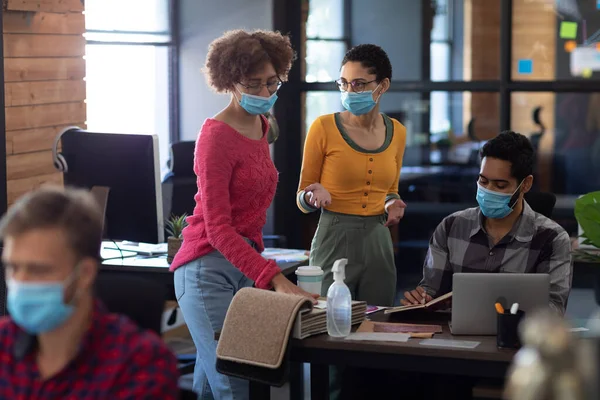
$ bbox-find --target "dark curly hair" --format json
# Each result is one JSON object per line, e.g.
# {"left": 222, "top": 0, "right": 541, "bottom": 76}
{"left": 203, "top": 29, "right": 296, "bottom": 93}
{"left": 341, "top": 44, "right": 392, "bottom": 82}
{"left": 480, "top": 131, "right": 534, "bottom": 182}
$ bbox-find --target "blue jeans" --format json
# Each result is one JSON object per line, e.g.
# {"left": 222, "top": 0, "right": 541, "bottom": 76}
{"left": 174, "top": 250, "right": 254, "bottom": 400}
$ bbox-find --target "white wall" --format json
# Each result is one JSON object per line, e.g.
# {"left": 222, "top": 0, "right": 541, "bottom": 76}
{"left": 179, "top": 0, "right": 273, "bottom": 141}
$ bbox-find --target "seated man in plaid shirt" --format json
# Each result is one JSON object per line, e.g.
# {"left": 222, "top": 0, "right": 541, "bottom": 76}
{"left": 0, "top": 187, "right": 179, "bottom": 399}
{"left": 402, "top": 131, "right": 572, "bottom": 314}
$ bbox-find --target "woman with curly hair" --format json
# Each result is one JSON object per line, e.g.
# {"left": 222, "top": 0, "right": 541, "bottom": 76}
{"left": 170, "top": 29, "right": 317, "bottom": 400}
{"left": 297, "top": 44, "right": 407, "bottom": 307}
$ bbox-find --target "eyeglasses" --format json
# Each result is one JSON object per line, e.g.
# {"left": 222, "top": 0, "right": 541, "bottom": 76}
{"left": 238, "top": 79, "right": 282, "bottom": 95}
{"left": 335, "top": 79, "right": 378, "bottom": 93}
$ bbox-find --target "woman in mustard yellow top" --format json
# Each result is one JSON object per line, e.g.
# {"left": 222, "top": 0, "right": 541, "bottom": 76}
{"left": 297, "top": 44, "right": 406, "bottom": 306}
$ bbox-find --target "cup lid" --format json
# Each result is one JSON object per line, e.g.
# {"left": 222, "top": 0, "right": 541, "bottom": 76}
{"left": 295, "top": 266, "right": 324, "bottom": 276}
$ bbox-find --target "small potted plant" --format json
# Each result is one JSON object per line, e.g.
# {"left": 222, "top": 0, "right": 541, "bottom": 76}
{"left": 166, "top": 213, "right": 188, "bottom": 264}
{"left": 574, "top": 191, "right": 600, "bottom": 262}
{"left": 573, "top": 191, "right": 600, "bottom": 304}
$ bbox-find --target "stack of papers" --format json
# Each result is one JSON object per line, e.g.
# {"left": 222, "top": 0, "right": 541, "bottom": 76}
{"left": 356, "top": 320, "right": 442, "bottom": 339}
{"left": 292, "top": 300, "right": 367, "bottom": 339}
{"left": 344, "top": 332, "right": 410, "bottom": 342}
{"left": 101, "top": 241, "right": 168, "bottom": 257}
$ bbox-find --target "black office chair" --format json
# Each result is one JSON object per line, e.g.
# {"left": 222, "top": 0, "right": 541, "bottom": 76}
{"left": 95, "top": 274, "right": 197, "bottom": 399}
{"left": 529, "top": 106, "right": 545, "bottom": 154}
{"left": 528, "top": 106, "right": 546, "bottom": 192}
{"left": 95, "top": 274, "right": 166, "bottom": 334}
{"left": 467, "top": 118, "right": 483, "bottom": 166}
{"left": 162, "top": 141, "right": 287, "bottom": 248}
{"left": 162, "top": 141, "right": 197, "bottom": 221}
{"left": 524, "top": 191, "right": 556, "bottom": 219}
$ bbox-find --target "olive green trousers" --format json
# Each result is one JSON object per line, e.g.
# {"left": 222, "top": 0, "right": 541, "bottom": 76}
{"left": 309, "top": 210, "right": 397, "bottom": 307}
{"left": 309, "top": 210, "right": 398, "bottom": 400}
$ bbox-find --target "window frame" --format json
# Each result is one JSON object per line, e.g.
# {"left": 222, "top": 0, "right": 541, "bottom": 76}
{"left": 429, "top": 0, "right": 454, "bottom": 136}
{"left": 84, "top": 0, "right": 180, "bottom": 145}
{"left": 272, "top": 0, "right": 600, "bottom": 250}
{"left": 295, "top": 0, "right": 600, "bottom": 116}
{"left": 304, "top": 0, "right": 350, "bottom": 84}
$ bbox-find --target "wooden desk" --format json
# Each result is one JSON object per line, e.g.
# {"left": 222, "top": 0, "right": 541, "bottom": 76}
{"left": 251, "top": 312, "right": 516, "bottom": 400}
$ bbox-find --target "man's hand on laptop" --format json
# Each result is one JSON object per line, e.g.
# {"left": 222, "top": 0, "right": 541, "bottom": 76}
{"left": 401, "top": 286, "right": 432, "bottom": 306}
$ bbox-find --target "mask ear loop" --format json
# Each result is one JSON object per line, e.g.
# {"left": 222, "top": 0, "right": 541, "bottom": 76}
{"left": 508, "top": 180, "right": 525, "bottom": 209}
{"left": 63, "top": 262, "right": 83, "bottom": 305}
{"left": 373, "top": 83, "right": 383, "bottom": 103}
{"left": 231, "top": 84, "right": 246, "bottom": 104}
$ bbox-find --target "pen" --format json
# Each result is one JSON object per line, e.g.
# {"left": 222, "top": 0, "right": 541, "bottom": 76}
{"left": 510, "top": 303, "right": 519, "bottom": 315}
{"left": 495, "top": 302, "right": 505, "bottom": 314}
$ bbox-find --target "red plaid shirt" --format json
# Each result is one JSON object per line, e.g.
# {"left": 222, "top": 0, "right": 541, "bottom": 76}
{"left": 0, "top": 300, "right": 180, "bottom": 399}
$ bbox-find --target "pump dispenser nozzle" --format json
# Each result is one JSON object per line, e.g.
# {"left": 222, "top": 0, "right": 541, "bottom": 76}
{"left": 332, "top": 258, "right": 348, "bottom": 282}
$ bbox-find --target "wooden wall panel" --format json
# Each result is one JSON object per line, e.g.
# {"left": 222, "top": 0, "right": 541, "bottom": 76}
{"left": 3, "top": 33, "right": 85, "bottom": 57}
{"left": 4, "top": 57, "right": 85, "bottom": 81}
{"left": 6, "top": 172, "right": 63, "bottom": 205}
{"left": 4, "top": 0, "right": 83, "bottom": 13}
{"left": 6, "top": 122, "right": 85, "bottom": 154}
{"left": 3, "top": 11, "right": 84, "bottom": 34}
{"left": 5, "top": 80, "right": 85, "bottom": 106}
{"left": 3, "top": 3, "right": 86, "bottom": 206}
{"left": 6, "top": 150, "right": 56, "bottom": 180}
{"left": 6, "top": 102, "right": 85, "bottom": 130}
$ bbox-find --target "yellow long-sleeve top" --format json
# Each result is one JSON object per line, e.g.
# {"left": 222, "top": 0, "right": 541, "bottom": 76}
{"left": 297, "top": 113, "right": 406, "bottom": 216}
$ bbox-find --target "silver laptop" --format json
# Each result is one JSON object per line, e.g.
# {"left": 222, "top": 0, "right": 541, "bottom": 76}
{"left": 450, "top": 273, "right": 550, "bottom": 335}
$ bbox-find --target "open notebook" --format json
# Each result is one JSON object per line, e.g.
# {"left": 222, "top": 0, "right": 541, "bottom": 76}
{"left": 292, "top": 299, "right": 367, "bottom": 339}
{"left": 384, "top": 292, "right": 452, "bottom": 314}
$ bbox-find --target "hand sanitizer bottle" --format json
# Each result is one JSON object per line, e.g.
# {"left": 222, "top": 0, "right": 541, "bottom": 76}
{"left": 327, "top": 258, "right": 351, "bottom": 337}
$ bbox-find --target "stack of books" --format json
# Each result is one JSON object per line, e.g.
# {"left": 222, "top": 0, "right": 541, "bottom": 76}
{"left": 292, "top": 300, "right": 367, "bottom": 339}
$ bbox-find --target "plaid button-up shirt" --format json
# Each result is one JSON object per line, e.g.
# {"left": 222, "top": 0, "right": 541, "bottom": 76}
{"left": 419, "top": 201, "right": 573, "bottom": 314}
{"left": 0, "top": 300, "right": 179, "bottom": 399}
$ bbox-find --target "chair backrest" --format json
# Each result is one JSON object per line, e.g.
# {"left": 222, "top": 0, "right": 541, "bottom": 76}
{"left": 524, "top": 191, "right": 556, "bottom": 219}
{"left": 162, "top": 141, "right": 197, "bottom": 219}
{"left": 168, "top": 141, "right": 196, "bottom": 177}
{"left": 94, "top": 273, "right": 166, "bottom": 335}
{"left": 89, "top": 186, "right": 110, "bottom": 238}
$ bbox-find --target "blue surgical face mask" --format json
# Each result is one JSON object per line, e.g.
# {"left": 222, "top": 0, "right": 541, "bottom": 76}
{"left": 7, "top": 268, "right": 79, "bottom": 335}
{"left": 476, "top": 181, "right": 523, "bottom": 219}
{"left": 341, "top": 84, "right": 381, "bottom": 116}
{"left": 236, "top": 89, "right": 278, "bottom": 115}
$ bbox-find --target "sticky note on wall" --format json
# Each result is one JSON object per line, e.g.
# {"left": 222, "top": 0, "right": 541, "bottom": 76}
{"left": 560, "top": 21, "right": 578, "bottom": 39}
{"left": 570, "top": 47, "right": 600, "bottom": 77}
{"left": 518, "top": 59, "right": 533, "bottom": 74}
{"left": 582, "top": 68, "right": 593, "bottom": 78}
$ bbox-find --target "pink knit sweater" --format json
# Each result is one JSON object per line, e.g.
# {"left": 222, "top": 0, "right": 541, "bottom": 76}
{"left": 169, "top": 117, "right": 281, "bottom": 289}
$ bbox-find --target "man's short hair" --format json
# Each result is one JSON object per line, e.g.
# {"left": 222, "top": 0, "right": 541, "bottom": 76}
{"left": 0, "top": 186, "right": 103, "bottom": 260}
{"left": 480, "top": 131, "right": 535, "bottom": 182}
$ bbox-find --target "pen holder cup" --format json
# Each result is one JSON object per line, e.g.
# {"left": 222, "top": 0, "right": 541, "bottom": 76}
{"left": 497, "top": 310, "right": 525, "bottom": 349}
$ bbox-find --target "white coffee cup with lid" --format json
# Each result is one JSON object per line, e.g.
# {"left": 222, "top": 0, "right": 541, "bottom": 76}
{"left": 295, "top": 266, "right": 324, "bottom": 295}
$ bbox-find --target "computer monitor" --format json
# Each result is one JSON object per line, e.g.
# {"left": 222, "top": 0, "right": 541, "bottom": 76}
{"left": 61, "top": 130, "right": 165, "bottom": 244}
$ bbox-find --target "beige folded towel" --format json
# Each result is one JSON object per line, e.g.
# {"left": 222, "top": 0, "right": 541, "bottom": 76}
{"left": 216, "top": 287, "right": 313, "bottom": 369}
